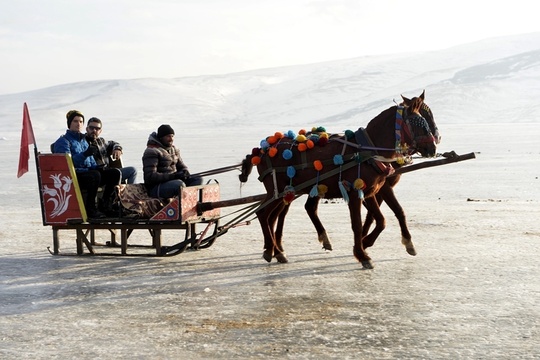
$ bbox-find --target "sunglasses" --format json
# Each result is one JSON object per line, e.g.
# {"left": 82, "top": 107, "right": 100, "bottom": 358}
{"left": 88, "top": 126, "right": 102, "bottom": 131}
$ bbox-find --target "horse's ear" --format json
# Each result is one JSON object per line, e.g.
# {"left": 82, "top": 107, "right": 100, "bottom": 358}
{"left": 419, "top": 90, "right": 425, "bottom": 101}
{"left": 401, "top": 94, "right": 410, "bottom": 105}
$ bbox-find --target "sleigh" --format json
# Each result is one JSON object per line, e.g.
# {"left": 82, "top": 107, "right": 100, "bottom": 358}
{"left": 36, "top": 152, "right": 224, "bottom": 256}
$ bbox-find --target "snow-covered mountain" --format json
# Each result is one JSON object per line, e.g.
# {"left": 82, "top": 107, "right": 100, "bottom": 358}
{"left": 1, "top": 32, "right": 539, "bottom": 140}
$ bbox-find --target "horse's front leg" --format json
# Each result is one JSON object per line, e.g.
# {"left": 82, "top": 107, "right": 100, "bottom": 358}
{"left": 378, "top": 180, "right": 416, "bottom": 256}
{"left": 305, "top": 196, "right": 332, "bottom": 251}
{"left": 361, "top": 196, "right": 386, "bottom": 249}
{"left": 348, "top": 197, "right": 373, "bottom": 269}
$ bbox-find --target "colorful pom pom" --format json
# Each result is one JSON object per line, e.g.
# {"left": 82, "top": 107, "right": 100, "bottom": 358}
{"left": 296, "top": 134, "right": 307, "bottom": 142}
{"left": 251, "top": 156, "right": 261, "bottom": 165}
{"left": 260, "top": 139, "right": 269, "bottom": 149}
{"left": 274, "top": 131, "right": 283, "bottom": 139}
{"left": 314, "top": 160, "right": 323, "bottom": 171}
{"left": 286, "top": 130, "right": 296, "bottom": 139}
{"left": 283, "top": 185, "right": 296, "bottom": 204}
{"left": 354, "top": 178, "right": 366, "bottom": 190}
{"left": 267, "top": 136, "right": 277, "bottom": 145}
{"left": 298, "top": 143, "right": 307, "bottom": 152}
{"left": 282, "top": 149, "right": 293, "bottom": 160}
{"left": 317, "top": 184, "right": 328, "bottom": 197}
{"left": 306, "top": 139, "right": 315, "bottom": 149}
{"left": 286, "top": 166, "right": 296, "bottom": 178}
{"left": 333, "top": 154, "right": 344, "bottom": 165}
{"left": 268, "top": 147, "right": 278, "bottom": 157}
{"left": 309, "top": 184, "right": 319, "bottom": 198}
{"left": 318, "top": 137, "right": 328, "bottom": 146}
{"left": 251, "top": 147, "right": 261, "bottom": 156}
{"left": 298, "top": 129, "right": 307, "bottom": 135}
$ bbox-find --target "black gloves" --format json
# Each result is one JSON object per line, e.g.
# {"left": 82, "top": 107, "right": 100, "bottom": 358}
{"left": 83, "top": 145, "right": 99, "bottom": 157}
{"left": 174, "top": 170, "right": 190, "bottom": 180}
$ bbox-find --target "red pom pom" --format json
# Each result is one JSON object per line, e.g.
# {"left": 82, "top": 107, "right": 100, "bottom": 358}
{"left": 318, "top": 137, "right": 328, "bottom": 146}
{"left": 298, "top": 129, "right": 307, "bottom": 135}
{"left": 251, "top": 147, "right": 261, "bottom": 156}
{"left": 314, "top": 160, "right": 323, "bottom": 171}
{"left": 268, "top": 147, "right": 278, "bottom": 157}
{"left": 274, "top": 131, "right": 284, "bottom": 139}
{"left": 298, "top": 143, "right": 307, "bottom": 152}
{"left": 267, "top": 136, "right": 277, "bottom": 145}
{"left": 306, "top": 139, "right": 315, "bottom": 149}
{"left": 251, "top": 156, "right": 261, "bottom": 165}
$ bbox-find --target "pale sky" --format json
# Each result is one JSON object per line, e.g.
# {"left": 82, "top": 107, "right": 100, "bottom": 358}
{"left": 1, "top": 0, "right": 539, "bottom": 94}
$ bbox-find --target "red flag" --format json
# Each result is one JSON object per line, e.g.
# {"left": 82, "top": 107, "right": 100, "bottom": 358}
{"left": 17, "top": 103, "right": 36, "bottom": 178}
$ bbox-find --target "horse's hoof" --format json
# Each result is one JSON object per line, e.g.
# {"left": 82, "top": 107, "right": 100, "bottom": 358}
{"left": 262, "top": 252, "right": 273, "bottom": 263}
{"left": 406, "top": 246, "right": 417, "bottom": 256}
{"left": 319, "top": 233, "right": 333, "bottom": 251}
{"left": 361, "top": 260, "right": 374, "bottom": 269}
{"left": 402, "top": 238, "right": 417, "bottom": 256}
{"left": 275, "top": 253, "right": 288, "bottom": 263}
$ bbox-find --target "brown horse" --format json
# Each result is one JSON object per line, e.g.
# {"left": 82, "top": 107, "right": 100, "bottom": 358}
{"left": 289, "top": 93, "right": 440, "bottom": 256}
{"left": 242, "top": 91, "right": 438, "bottom": 269}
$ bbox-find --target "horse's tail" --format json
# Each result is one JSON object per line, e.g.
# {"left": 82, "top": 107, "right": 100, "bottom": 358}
{"left": 239, "top": 154, "right": 254, "bottom": 183}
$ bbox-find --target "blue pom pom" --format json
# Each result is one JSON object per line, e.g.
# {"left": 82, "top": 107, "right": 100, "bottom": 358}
{"left": 283, "top": 149, "right": 293, "bottom": 160}
{"left": 286, "top": 130, "right": 296, "bottom": 139}
{"left": 333, "top": 154, "right": 344, "bottom": 165}
{"left": 260, "top": 139, "right": 269, "bottom": 149}
{"left": 287, "top": 166, "right": 296, "bottom": 178}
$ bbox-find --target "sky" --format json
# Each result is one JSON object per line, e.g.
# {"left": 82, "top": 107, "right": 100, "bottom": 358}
{"left": 1, "top": 0, "right": 539, "bottom": 95}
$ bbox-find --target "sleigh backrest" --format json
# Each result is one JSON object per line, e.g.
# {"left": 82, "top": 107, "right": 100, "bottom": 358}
{"left": 37, "top": 153, "right": 87, "bottom": 225}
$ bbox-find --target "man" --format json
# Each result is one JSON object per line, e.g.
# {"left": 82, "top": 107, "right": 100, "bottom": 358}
{"left": 53, "top": 110, "right": 121, "bottom": 218}
{"left": 142, "top": 124, "right": 203, "bottom": 199}
{"left": 85, "top": 117, "right": 137, "bottom": 184}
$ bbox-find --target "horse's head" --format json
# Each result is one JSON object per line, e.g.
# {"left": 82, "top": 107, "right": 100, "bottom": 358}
{"left": 400, "top": 90, "right": 439, "bottom": 157}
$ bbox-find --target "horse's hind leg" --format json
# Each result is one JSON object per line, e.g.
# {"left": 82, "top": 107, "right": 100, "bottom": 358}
{"left": 270, "top": 202, "right": 288, "bottom": 263}
{"left": 257, "top": 198, "right": 287, "bottom": 263}
{"left": 348, "top": 197, "right": 373, "bottom": 269}
{"left": 362, "top": 193, "right": 382, "bottom": 238}
{"left": 305, "top": 196, "right": 332, "bottom": 251}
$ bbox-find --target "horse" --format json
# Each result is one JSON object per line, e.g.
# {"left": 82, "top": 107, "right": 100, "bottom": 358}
{"left": 290, "top": 92, "right": 440, "bottom": 257}
{"left": 240, "top": 91, "right": 437, "bottom": 269}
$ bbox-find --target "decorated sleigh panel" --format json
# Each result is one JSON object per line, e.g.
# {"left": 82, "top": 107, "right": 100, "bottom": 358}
{"left": 38, "top": 153, "right": 87, "bottom": 225}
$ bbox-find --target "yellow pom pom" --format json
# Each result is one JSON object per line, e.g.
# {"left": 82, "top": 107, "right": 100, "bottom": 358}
{"left": 317, "top": 184, "right": 328, "bottom": 197}
{"left": 353, "top": 178, "right": 366, "bottom": 190}
{"left": 296, "top": 134, "right": 307, "bottom": 142}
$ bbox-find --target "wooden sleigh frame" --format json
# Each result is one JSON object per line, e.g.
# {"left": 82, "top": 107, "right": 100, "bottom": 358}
{"left": 36, "top": 150, "right": 222, "bottom": 256}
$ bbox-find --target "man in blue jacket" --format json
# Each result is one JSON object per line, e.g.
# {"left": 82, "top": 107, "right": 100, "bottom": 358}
{"left": 53, "top": 110, "right": 121, "bottom": 218}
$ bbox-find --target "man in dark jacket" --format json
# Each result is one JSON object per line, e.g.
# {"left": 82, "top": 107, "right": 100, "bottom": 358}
{"left": 53, "top": 110, "right": 121, "bottom": 218}
{"left": 142, "top": 124, "right": 203, "bottom": 199}
{"left": 85, "top": 117, "right": 137, "bottom": 184}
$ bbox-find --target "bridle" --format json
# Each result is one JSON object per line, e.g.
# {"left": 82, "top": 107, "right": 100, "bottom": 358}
{"left": 395, "top": 105, "right": 436, "bottom": 156}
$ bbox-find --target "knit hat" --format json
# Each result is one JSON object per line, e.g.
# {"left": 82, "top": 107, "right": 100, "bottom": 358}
{"left": 66, "top": 110, "right": 85, "bottom": 128}
{"left": 157, "top": 124, "right": 175, "bottom": 138}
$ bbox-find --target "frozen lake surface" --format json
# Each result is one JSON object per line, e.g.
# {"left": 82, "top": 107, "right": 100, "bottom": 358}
{"left": 1, "top": 124, "right": 539, "bottom": 359}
